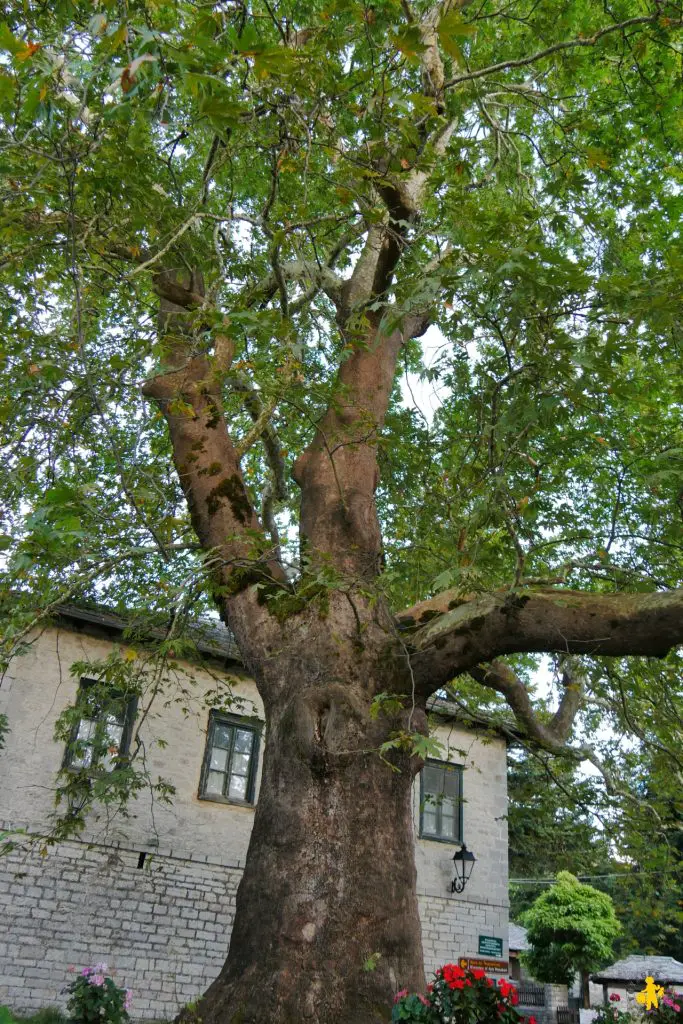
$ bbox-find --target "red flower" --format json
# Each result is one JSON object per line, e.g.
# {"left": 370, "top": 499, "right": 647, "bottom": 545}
{"left": 443, "top": 964, "right": 467, "bottom": 987}
{"left": 487, "top": 979, "right": 495, "bottom": 987}
{"left": 529, "top": 1016, "right": 538, "bottom": 1024}
{"left": 472, "top": 969, "right": 487, "bottom": 981}
{"left": 511, "top": 988, "right": 519, "bottom": 1005}
{"left": 451, "top": 980, "right": 466, "bottom": 990}
{"left": 610, "top": 995, "right": 621, "bottom": 1003}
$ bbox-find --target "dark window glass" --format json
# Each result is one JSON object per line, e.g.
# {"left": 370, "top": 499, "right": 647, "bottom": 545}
{"left": 199, "top": 713, "right": 260, "bottom": 805}
{"left": 65, "top": 678, "right": 136, "bottom": 771}
{"left": 419, "top": 761, "right": 463, "bottom": 842}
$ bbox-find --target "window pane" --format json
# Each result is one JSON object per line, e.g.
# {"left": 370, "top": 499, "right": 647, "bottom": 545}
{"left": 234, "top": 729, "right": 253, "bottom": 754}
{"left": 421, "top": 763, "right": 462, "bottom": 840}
{"left": 422, "top": 807, "right": 438, "bottom": 834}
{"left": 71, "top": 743, "right": 94, "bottom": 769}
{"left": 210, "top": 747, "right": 228, "bottom": 772}
{"left": 206, "top": 771, "right": 225, "bottom": 795}
{"left": 213, "top": 724, "right": 233, "bottom": 749}
{"left": 105, "top": 722, "right": 124, "bottom": 747}
{"left": 442, "top": 769, "right": 460, "bottom": 798}
{"left": 231, "top": 752, "right": 250, "bottom": 777}
{"left": 422, "top": 765, "right": 442, "bottom": 797}
{"left": 77, "top": 719, "right": 96, "bottom": 742}
{"left": 228, "top": 774, "right": 247, "bottom": 800}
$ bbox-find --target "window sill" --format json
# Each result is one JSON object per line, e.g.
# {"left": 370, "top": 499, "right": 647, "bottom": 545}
{"left": 198, "top": 792, "right": 256, "bottom": 809}
{"left": 418, "top": 832, "right": 464, "bottom": 845}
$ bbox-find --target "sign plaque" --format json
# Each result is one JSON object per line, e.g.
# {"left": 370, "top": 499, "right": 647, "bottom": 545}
{"left": 459, "top": 957, "right": 509, "bottom": 975}
{"left": 478, "top": 935, "right": 504, "bottom": 958}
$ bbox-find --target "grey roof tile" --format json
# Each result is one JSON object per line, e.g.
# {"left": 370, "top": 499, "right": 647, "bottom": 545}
{"left": 592, "top": 956, "right": 683, "bottom": 984}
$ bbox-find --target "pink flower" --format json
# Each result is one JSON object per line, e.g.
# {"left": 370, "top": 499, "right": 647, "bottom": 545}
{"left": 67, "top": 965, "right": 75, "bottom": 973}
{"left": 418, "top": 995, "right": 430, "bottom": 1006}
{"left": 124, "top": 989, "right": 134, "bottom": 1011}
{"left": 674, "top": 1006, "right": 680, "bottom": 1013}
{"left": 90, "top": 973, "right": 105, "bottom": 987}
{"left": 394, "top": 989, "right": 409, "bottom": 1004}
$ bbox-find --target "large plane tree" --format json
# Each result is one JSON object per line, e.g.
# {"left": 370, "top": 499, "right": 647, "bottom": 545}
{"left": 0, "top": 1, "right": 682, "bottom": 1023}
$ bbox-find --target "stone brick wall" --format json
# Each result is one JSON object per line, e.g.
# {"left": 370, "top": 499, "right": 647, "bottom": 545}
{"left": 0, "top": 828, "right": 239, "bottom": 1018}
{"left": 418, "top": 891, "right": 509, "bottom": 978}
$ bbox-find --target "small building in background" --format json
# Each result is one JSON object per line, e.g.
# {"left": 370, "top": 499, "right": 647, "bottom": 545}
{"left": 509, "top": 922, "right": 531, "bottom": 981}
{"left": 591, "top": 955, "right": 683, "bottom": 1008}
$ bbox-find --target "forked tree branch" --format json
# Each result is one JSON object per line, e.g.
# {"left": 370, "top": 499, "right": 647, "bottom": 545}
{"left": 467, "top": 657, "right": 584, "bottom": 752}
{"left": 397, "top": 587, "right": 683, "bottom": 695}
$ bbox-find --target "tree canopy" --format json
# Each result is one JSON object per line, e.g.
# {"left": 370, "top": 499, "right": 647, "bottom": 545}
{"left": 521, "top": 871, "right": 621, "bottom": 988}
{"left": 0, "top": 1, "right": 682, "bottom": 1018}
{"left": 507, "top": 748, "right": 683, "bottom": 961}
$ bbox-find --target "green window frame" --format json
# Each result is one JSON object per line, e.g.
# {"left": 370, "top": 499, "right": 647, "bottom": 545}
{"left": 419, "top": 760, "right": 463, "bottom": 843}
{"left": 64, "top": 677, "right": 137, "bottom": 772}
{"left": 199, "top": 712, "right": 261, "bottom": 806}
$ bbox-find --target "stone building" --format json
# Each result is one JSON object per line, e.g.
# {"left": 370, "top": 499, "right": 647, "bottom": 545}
{"left": 0, "top": 605, "right": 509, "bottom": 1018}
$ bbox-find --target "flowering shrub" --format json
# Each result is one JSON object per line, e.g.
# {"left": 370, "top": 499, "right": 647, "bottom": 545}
{"left": 644, "top": 990, "right": 682, "bottom": 1024}
{"left": 592, "top": 1002, "right": 635, "bottom": 1024}
{"left": 66, "top": 964, "right": 132, "bottom": 1024}
{"left": 392, "top": 964, "right": 528, "bottom": 1024}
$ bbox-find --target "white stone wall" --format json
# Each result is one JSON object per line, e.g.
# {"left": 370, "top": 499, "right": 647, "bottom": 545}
{"left": 0, "top": 624, "right": 264, "bottom": 864}
{"left": 0, "top": 624, "right": 509, "bottom": 1017}
{"left": 414, "top": 722, "right": 509, "bottom": 978}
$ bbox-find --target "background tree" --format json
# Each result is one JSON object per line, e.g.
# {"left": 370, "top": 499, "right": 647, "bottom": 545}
{"left": 507, "top": 747, "right": 683, "bottom": 960}
{"left": 0, "top": 2, "right": 682, "bottom": 1024}
{"left": 521, "top": 872, "right": 621, "bottom": 1006}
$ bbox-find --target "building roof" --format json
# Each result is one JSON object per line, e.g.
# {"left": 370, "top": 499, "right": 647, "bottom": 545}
{"left": 55, "top": 603, "right": 241, "bottom": 664}
{"left": 54, "top": 604, "right": 518, "bottom": 738}
{"left": 509, "top": 923, "right": 530, "bottom": 953}
{"left": 592, "top": 956, "right": 683, "bottom": 985}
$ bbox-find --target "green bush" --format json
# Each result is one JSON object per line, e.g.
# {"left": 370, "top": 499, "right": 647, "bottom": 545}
{"left": 591, "top": 1003, "right": 636, "bottom": 1024}
{"left": 0, "top": 1009, "right": 67, "bottom": 1024}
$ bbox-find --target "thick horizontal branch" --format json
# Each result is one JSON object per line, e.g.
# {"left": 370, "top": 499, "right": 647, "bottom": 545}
{"left": 397, "top": 587, "right": 683, "bottom": 695}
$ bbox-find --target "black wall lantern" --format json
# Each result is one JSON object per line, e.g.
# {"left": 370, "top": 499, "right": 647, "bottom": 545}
{"left": 451, "top": 843, "right": 476, "bottom": 893}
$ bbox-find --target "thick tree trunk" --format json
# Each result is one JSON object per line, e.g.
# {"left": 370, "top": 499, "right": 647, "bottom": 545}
{"left": 191, "top": 598, "right": 428, "bottom": 1024}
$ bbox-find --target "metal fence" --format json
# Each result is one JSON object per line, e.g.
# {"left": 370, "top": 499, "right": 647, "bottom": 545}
{"left": 518, "top": 982, "right": 546, "bottom": 1007}
{"left": 557, "top": 1008, "right": 580, "bottom": 1024}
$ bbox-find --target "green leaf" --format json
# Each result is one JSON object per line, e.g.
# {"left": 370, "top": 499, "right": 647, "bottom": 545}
{"left": 0, "top": 22, "right": 23, "bottom": 55}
